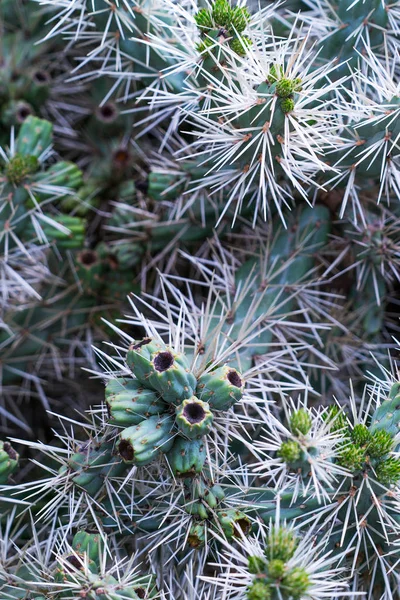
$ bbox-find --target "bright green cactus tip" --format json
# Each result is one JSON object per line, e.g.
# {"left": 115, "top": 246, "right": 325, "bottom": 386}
{"left": 194, "top": 0, "right": 252, "bottom": 57}
{"left": 3, "top": 153, "right": 39, "bottom": 184}
{"left": 246, "top": 528, "right": 310, "bottom": 600}
{"left": 332, "top": 406, "right": 400, "bottom": 485}
{"left": 289, "top": 409, "right": 312, "bottom": 436}
{"left": 277, "top": 439, "right": 301, "bottom": 463}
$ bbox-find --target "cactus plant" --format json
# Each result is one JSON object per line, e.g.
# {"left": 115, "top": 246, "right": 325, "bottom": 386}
{"left": 1, "top": 0, "right": 400, "bottom": 598}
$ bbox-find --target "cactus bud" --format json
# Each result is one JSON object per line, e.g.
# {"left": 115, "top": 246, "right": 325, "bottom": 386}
{"left": 277, "top": 440, "right": 301, "bottom": 463}
{"left": 289, "top": 409, "right": 312, "bottom": 436}
{"left": 248, "top": 555, "right": 268, "bottom": 574}
{"left": 247, "top": 581, "right": 271, "bottom": 600}
{"left": 265, "top": 527, "right": 298, "bottom": 562}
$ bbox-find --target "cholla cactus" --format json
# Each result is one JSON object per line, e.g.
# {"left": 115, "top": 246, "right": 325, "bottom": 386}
{"left": 251, "top": 378, "right": 400, "bottom": 596}
{"left": 0, "top": 116, "right": 82, "bottom": 309}
{"left": 204, "top": 517, "right": 350, "bottom": 599}
{"left": 2, "top": 0, "right": 400, "bottom": 599}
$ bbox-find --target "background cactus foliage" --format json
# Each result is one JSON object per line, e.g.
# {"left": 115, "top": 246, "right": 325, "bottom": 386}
{"left": 1, "top": 0, "right": 400, "bottom": 598}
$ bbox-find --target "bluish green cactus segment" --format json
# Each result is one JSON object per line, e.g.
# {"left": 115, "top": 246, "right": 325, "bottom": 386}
{"left": 14, "top": 115, "right": 52, "bottom": 157}
{"left": 315, "top": 0, "right": 389, "bottom": 79}
{"left": 127, "top": 339, "right": 197, "bottom": 404}
{"left": 216, "top": 508, "right": 251, "bottom": 539}
{"left": 166, "top": 436, "right": 207, "bottom": 477}
{"left": 61, "top": 440, "right": 127, "bottom": 496}
{"left": 72, "top": 530, "right": 104, "bottom": 566}
{"left": 196, "top": 365, "right": 244, "bottom": 410}
{"left": 117, "top": 415, "right": 174, "bottom": 465}
{"left": 370, "top": 383, "right": 400, "bottom": 440}
{"left": 105, "top": 377, "right": 166, "bottom": 427}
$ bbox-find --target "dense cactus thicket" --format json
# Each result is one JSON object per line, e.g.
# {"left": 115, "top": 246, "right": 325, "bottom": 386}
{"left": 1, "top": 0, "right": 400, "bottom": 598}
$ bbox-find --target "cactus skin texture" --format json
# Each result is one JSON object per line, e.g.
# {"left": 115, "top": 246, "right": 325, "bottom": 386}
{"left": 369, "top": 383, "right": 400, "bottom": 441}
{"left": 71, "top": 530, "right": 104, "bottom": 566}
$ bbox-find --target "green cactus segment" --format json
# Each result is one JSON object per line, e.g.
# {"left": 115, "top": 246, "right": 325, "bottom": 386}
{"left": 26, "top": 214, "right": 86, "bottom": 250}
{"left": 188, "top": 521, "right": 206, "bottom": 549}
{"left": 117, "top": 415, "right": 174, "bottom": 465}
{"left": 0, "top": 441, "right": 19, "bottom": 484}
{"left": 333, "top": 96, "right": 400, "bottom": 180}
{"left": 183, "top": 479, "right": 226, "bottom": 519}
{"left": 195, "top": 0, "right": 251, "bottom": 57}
{"left": 196, "top": 365, "right": 244, "bottom": 410}
{"left": 74, "top": 249, "right": 105, "bottom": 292}
{"left": 166, "top": 436, "right": 207, "bottom": 477}
{"left": 246, "top": 528, "right": 310, "bottom": 600}
{"left": 127, "top": 338, "right": 196, "bottom": 404}
{"left": 105, "top": 377, "right": 166, "bottom": 427}
{"left": 315, "top": 0, "right": 389, "bottom": 79}
{"left": 72, "top": 530, "right": 104, "bottom": 566}
{"left": 63, "top": 440, "right": 127, "bottom": 497}
{"left": 216, "top": 508, "right": 251, "bottom": 539}
{"left": 175, "top": 397, "right": 214, "bottom": 439}
{"left": 33, "top": 160, "right": 83, "bottom": 192}
{"left": 147, "top": 171, "right": 186, "bottom": 202}
{"left": 15, "top": 115, "right": 53, "bottom": 157}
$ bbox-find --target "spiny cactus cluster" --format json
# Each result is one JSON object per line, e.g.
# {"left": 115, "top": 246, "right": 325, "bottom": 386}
{"left": 1, "top": 0, "right": 400, "bottom": 598}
